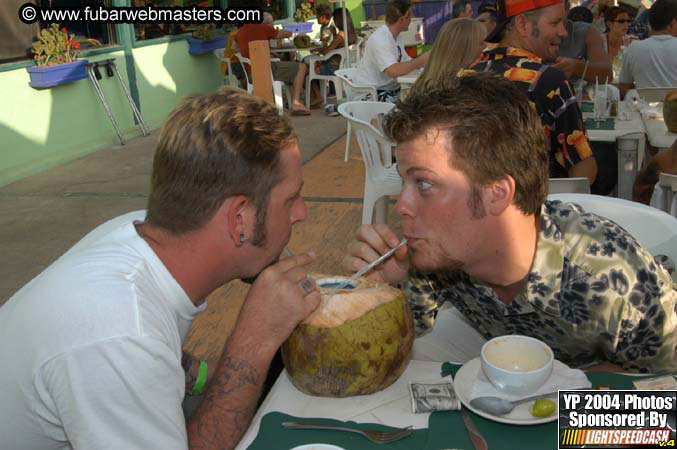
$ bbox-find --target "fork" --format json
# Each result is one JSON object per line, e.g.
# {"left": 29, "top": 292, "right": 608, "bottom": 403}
{"left": 282, "top": 421, "right": 413, "bottom": 444}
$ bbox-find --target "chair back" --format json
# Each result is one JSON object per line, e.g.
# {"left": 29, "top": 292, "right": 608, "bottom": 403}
{"left": 234, "top": 52, "right": 253, "bottom": 94}
{"left": 655, "top": 172, "right": 677, "bottom": 217}
{"left": 338, "top": 101, "right": 396, "bottom": 178}
{"left": 214, "top": 48, "right": 236, "bottom": 87}
{"left": 548, "top": 177, "right": 590, "bottom": 195}
{"left": 235, "top": 52, "right": 284, "bottom": 114}
{"left": 343, "top": 36, "right": 363, "bottom": 68}
{"left": 334, "top": 68, "right": 377, "bottom": 101}
{"left": 548, "top": 193, "right": 677, "bottom": 258}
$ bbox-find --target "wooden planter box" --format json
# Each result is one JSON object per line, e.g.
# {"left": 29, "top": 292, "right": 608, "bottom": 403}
{"left": 26, "top": 59, "right": 88, "bottom": 88}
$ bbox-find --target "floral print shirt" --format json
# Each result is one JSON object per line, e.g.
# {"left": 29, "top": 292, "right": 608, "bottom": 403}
{"left": 404, "top": 200, "right": 677, "bottom": 373}
{"left": 465, "top": 47, "right": 594, "bottom": 179}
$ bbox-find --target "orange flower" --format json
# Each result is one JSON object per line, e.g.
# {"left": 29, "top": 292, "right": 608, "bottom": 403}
{"left": 566, "top": 130, "right": 593, "bottom": 159}
{"left": 503, "top": 67, "right": 539, "bottom": 84}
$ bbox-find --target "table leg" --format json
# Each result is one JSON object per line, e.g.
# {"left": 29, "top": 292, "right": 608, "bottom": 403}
{"left": 616, "top": 133, "right": 642, "bottom": 200}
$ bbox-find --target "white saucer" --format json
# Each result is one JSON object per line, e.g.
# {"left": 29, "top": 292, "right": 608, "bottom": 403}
{"left": 454, "top": 357, "right": 561, "bottom": 425}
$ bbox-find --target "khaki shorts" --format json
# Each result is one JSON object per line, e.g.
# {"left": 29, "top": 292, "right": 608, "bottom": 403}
{"left": 271, "top": 61, "right": 301, "bottom": 85}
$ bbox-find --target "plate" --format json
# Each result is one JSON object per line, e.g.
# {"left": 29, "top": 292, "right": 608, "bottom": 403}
{"left": 454, "top": 357, "right": 561, "bottom": 425}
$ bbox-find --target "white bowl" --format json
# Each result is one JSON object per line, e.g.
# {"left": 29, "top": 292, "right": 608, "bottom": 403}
{"left": 480, "top": 335, "right": 554, "bottom": 396}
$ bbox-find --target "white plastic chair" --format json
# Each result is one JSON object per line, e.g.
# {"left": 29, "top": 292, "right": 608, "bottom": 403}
{"left": 334, "top": 68, "right": 379, "bottom": 162}
{"left": 235, "top": 52, "right": 291, "bottom": 105}
{"left": 338, "top": 101, "right": 401, "bottom": 224}
{"left": 234, "top": 52, "right": 254, "bottom": 94}
{"left": 344, "top": 36, "right": 363, "bottom": 68}
{"left": 304, "top": 48, "right": 345, "bottom": 108}
{"left": 302, "top": 36, "right": 364, "bottom": 108}
{"left": 549, "top": 193, "right": 677, "bottom": 258}
{"left": 235, "top": 52, "right": 287, "bottom": 115}
{"left": 213, "top": 48, "right": 237, "bottom": 87}
{"left": 548, "top": 177, "right": 591, "bottom": 195}
{"left": 650, "top": 173, "right": 677, "bottom": 217}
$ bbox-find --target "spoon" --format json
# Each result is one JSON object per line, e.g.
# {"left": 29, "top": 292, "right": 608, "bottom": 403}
{"left": 469, "top": 390, "right": 559, "bottom": 416}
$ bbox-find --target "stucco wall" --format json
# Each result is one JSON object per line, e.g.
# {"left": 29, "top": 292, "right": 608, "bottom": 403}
{"left": 0, "top": 40, "right": 221, "bottom": 187}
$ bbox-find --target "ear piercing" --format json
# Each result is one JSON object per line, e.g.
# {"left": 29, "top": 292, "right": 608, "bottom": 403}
{"left": 239, "top": 233, "right": 247, "bottom": 243}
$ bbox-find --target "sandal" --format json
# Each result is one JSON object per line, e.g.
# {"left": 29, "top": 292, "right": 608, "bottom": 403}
{"left": 291, "top": 108, "right": 311, "bottom": 116}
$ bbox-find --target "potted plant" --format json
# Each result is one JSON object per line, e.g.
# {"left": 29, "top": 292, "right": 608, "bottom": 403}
{"left": 284, "top": 0, "right": 315, "bottom": 33}
{"left": 27, "top": 24, "right": 88, "bottom": 88}
{"left": 187, "top": 2, "right": 227, "bottom": 55}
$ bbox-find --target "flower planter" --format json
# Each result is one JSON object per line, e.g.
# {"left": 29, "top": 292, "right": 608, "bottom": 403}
{"left": 283, "top": 22, "right": 314, "bottom": 33}
{"left": 187, "top": 36, "right": 228, "bottom": 55}
{"left": 26, "top": 59, "right": 88, "bottom": 88}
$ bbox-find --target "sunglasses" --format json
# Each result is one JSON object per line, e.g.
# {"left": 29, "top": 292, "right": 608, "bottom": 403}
{"left": 612, "top": 19, "right": 632, "bottom": 23}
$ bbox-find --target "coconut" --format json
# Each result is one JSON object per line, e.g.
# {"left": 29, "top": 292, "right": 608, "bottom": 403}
{"left": 281, "top": 274, "right": 414, "bottom": 397}
{"left": 293, "top": 34, "right": 311, "bottom": 48}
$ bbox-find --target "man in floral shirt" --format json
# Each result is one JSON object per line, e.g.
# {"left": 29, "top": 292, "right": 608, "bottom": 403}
{"left": 343, "top": 72, "right": 677, "bottom": 373}
{"left": 464, "top": 0, "right": 598, "bottom": 184}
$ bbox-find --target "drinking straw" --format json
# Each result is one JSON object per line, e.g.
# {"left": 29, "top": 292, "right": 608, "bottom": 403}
{"left": 595, "top": 76, "right": 600, "bottom": 122}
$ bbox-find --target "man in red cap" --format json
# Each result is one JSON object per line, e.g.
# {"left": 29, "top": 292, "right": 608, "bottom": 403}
{"left": 466, "top": 0, "right": 598, "bottom": 185}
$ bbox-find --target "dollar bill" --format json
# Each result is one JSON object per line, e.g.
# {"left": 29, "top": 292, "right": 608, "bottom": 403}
{"left": 410, "top": 382, "right": 461, "bottom": 413}
{"left": 633, "top": 375, "right": 677, "bottom": 390}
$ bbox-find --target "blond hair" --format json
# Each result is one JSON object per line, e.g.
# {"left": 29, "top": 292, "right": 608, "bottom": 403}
{"left": 412, "top": 18, "right": 486, "bottom": 93}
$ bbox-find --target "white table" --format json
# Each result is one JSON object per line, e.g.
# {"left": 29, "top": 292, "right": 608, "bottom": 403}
{"left": 638, "top": 103, "right": 677, "bottom": 150}
{"left": 582, "top": 107, "right": 646, "bottom": 200}
{"left": 397, "top": 68, "right": 422, "bottom": 99}
{"left": 270, "top": 45, "right": 320, "bottom": 54}
{"left": 235, "top": 307, "right": 486, "bottom": 450}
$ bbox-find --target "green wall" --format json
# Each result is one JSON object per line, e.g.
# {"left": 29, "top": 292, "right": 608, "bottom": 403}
{"left": 346, "top": 0, "right": 367, "bottom": 25}
{"left": 133, "top": 41, "right": 222, "bottom": 129}
{"left": 0, "top": 40, "right": 221, "bottom": 187}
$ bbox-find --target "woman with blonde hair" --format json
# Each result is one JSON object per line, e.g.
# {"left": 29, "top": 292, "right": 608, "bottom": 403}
{"left": 411, "top": 18, "right": 486, "bottom": 93}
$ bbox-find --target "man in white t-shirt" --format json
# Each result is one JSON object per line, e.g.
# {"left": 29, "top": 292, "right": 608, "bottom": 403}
{"left": 0, "top": 89, "right": 321, "bottom": 450}
{"left": 358, "top": 0, "right": 429, "bottom": 99}
{"left": 619, "top": 0, "right": 677, "bottom": 95}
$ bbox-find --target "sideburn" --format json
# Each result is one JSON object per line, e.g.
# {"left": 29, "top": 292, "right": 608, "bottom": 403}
{"left": 468, "top": 184, "right": 487, "bottom": 219}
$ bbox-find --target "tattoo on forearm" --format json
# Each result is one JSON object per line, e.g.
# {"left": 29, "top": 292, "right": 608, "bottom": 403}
{"left": 188, "top": 355, "right": 261, "bottom": 450}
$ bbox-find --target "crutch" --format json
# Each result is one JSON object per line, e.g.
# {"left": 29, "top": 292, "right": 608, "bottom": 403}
{"left": 87, "top": 61, "right": 126, "bottom": 145}
{"left": 106, "top": 59, "right": 150, "bottom": 136}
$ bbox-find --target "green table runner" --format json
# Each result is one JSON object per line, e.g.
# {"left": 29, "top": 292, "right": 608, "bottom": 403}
{"left": 580, "top": 101, "right": 594, "bottom": 113}
{"left": 247, "top": 363, "right": 653, "bottom": 450}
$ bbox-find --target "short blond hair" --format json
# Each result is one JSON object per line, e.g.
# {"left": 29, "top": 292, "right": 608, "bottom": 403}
{"left": 146, "top": 88, "right": 296, "bottom": 240}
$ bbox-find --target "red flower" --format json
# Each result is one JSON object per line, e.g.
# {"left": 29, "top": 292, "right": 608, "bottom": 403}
{"left": 198, "top": 1, "right": 208, "bottom": 6}
{"left": 61, "top": 27, "right": 67, "bottom": 33}
{"left": 74, "top": 42, "right": 81, "bottom": 49}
